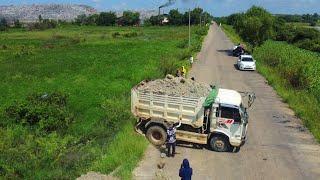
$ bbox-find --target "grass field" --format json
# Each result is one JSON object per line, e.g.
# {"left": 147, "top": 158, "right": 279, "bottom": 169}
{"left": 221, "top": 25, "right": 320, "bottom": 142}
{"left": 0, "top": 25, "right": 208, "bottom": 179}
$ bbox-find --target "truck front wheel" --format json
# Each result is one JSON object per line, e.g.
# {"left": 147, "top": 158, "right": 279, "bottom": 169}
{"left": 209, "top": 135, "right": 231, "bottom": 152}
{"left": 146, "top": 126, "right": 167, "bottom": 146}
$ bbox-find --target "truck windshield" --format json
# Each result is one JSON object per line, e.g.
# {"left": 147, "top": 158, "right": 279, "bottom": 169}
{"left": 220, "top": 106, "right": 241, "bottom": 123}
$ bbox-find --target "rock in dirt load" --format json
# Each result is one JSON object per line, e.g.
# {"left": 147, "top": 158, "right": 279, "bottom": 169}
{"left": 135, "top": 74, "right": 212, "bottom": 98}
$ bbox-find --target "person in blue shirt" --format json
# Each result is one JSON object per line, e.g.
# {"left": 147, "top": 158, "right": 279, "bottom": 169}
{"left": 179, "top": 159, "right": 193, "bottom": 180}
{"left": 166, "top": 120, "right": 181, "bottom": 157}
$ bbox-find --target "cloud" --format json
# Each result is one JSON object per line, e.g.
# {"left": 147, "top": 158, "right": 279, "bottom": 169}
{"left": 111, "top": 2, "right": 128, "bottom": 10}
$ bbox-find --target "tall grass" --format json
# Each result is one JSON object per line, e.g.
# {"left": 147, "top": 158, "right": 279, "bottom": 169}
{"left": 0, "top": 25, "right": 208, "bottom": 179}
{"left": 253, "top": 41, "right": 320, "bottom": 141}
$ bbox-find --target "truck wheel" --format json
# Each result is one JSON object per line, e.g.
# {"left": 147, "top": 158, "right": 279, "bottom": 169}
{"left": 146, "top": 126, "right": 167, "bottom": 146}
{"left": 209, "top": 136, "right": 231, "bottom": 152}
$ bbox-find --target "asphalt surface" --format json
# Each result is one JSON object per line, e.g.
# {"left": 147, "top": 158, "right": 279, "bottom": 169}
{"left": 133, "top": 23, "right": 320, "bottom": 180}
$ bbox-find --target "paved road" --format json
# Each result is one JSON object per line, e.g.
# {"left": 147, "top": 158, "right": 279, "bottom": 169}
{"left": 133, "top": 24, "right": 320, "bottom": 180}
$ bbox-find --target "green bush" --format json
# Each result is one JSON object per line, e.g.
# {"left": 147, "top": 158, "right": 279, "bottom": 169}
{"left": 4, "top": 92, "right": 73, "bottom": 133}
{"left": 158, "top": 57, "right": 177, "bottom": 76}
{"left": 112, "top": 32, "right": 121, "bottom": 38}
{"left": 177, "top": 39, "right": 189, "bottom": 48}
{"left": 195, "top": 28, "right": 208, "bottom": 36}
{"left": 177, "top": 49, "right": 191, "bottom": 60}
{"left": 122, "top": 32, "right": 138, "bottom": 38}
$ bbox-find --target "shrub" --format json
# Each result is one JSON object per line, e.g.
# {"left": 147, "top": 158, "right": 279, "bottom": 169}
{"left": 177, "top": 39, "right": 188, "bottom": 48}
{"left": 112, "top": 32, "right": 121, "bottom": 38}
{"left": 52, "top": 34, "right": 67, "bottom": 40}
{"left": 122, "top": 32, "right": 138, "bottom": 38}
{"left": 195, "top": 28, "right": 208, "bottom": 36}
{"left": 177, "top": 49, "right": 191, "bottom": 60}
{"left": 1, "top": 44, "right": 8, "bottom": 50}
{"left": 14, "top": 46, "right": 35, "bottom": 57}
{"left": 4, "top": 92, "right": 73, "bottom": 133}
{"left": 158, "top": 57, "right": 177, "bottom": 76}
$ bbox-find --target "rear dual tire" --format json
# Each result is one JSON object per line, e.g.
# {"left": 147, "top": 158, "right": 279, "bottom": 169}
{"left": 146, "top": 125, "right": 167, "bottom": 146}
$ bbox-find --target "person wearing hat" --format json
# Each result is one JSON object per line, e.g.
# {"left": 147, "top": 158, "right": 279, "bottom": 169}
{"left": 166, "top": 120, "right": 182, "bottom": 157}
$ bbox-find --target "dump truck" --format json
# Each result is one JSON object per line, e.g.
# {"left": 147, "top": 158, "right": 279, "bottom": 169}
{"left": 131, "top": 80, "right": 255, "bottom": 152}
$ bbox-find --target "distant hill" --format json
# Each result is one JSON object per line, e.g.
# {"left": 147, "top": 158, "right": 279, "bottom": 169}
{"left": 0, "top": 4, "right": 97, "bottom": 22}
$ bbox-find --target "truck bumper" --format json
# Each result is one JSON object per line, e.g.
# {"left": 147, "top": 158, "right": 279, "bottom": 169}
{"left": 230, "top": 137, "right": 244, "bottom": 147}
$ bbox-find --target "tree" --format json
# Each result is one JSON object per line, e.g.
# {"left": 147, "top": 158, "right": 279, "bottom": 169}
{"left": 0, "top": 18, "right": 8, "bottom": 31}
{"left": 86, "top": 14, "right": 99, "bottom": 25}
{"left": 97, "top": 12, "right": 116, "bottom": 26}
{"left": 233, "top": 6, "right": 275, "bottom": 46}
{"left": 75, "top": 14, "right": 87, "bottom": 25}
{"left": 120, "top": 11, "right": 140, "bottom": 26}
{"left": 146, "top": 15, "right": 165, "bottom": 26}
{"left": 190, "top": 7, "right": 204, "bottom": 25}
{"left": 38, "top": 15, "right": 43, "bottom": 23}
{"left": 14, "top": 19, "right": 22, "bottom": 28}
{"left": 202, "top": 12, "right": 213, "bottom": 25}
{"left": 168, "top": 9, "right": 183, "bottom": 25}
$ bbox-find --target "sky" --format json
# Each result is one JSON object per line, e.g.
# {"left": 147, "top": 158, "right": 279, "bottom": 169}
{"left": 1, "top": 0, "right": 320, "bottom": 16}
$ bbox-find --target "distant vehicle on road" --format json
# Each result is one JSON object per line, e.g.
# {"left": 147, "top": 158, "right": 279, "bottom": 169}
{"left": 237, "top": 55, "right": 256, "bottom": 71}
{"left": 232, "top": 44, "right": 245, "bottom": 57}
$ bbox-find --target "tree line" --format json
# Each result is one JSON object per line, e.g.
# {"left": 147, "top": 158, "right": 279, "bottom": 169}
{"left": 276, "top": 13, "right": 319, "bottom": 26}
{"left": 75, "top": 11, "right": 140, "bottom": 26}
{"left": 0, "top": 8, "right": 213, "bottom": 31}
{"left": 146, "top": 8, "right": 213, "bottom": 26}
{"left": 75, "top": 8, "right": 213, "bottom": 27}
{"left": 215, "top": 6, "right": 320, "bottom": 52}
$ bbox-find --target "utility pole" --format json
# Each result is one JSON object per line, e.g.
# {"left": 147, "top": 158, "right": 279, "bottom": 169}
{"left": 189, "top": 8, "right": 191, "bottom": 48}
{"left": 200, "top": 14, "right": 202, "bottom": 27}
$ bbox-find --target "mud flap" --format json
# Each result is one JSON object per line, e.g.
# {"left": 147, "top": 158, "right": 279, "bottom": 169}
{"left": 134, "top": 119, "right": 145, "bottom": 136}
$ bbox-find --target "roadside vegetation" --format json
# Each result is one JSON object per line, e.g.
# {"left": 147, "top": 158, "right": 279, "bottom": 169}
{"left": 0, "top": 24, "right": 208, "bottom": 179}
{"left": 219, "top": 6, "right": 320, "bottom": 142}
{"left": 215, "top": 6, "right": 320, "bottom": 53}
{"left": 253, "top": 41, "right": 320, "bottom": 140}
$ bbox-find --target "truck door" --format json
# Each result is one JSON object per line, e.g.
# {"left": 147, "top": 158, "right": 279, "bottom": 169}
{"left": 218, "top": 106, "right": 242, "bottom": 139}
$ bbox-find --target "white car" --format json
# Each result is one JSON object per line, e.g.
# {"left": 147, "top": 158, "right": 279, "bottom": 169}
{"left": 237, "top": 55, "right": 256, "bottom": 71}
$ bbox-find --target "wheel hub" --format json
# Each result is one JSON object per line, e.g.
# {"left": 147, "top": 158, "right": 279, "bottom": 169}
{"left": 215, "top": 140, "right": 225, "bottom": 149}
{"left": 152, "top": 131, "right": 162, "bottom": 141}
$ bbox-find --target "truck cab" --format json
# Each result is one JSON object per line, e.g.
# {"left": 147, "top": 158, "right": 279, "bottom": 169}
{"left": 208, "top": 89, "right": 249, "bottom": 152}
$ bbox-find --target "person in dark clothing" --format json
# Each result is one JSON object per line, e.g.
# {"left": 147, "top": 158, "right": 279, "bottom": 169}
{"left": 166, "top": 120, "right": 181, "bottom": 157}
{"left": 179, "top": 159, "right": 193, "bottom": 180}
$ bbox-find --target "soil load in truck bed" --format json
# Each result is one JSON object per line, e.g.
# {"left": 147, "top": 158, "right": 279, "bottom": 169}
{"left": 135, "top": 75, "right": 212, "bottom": 98}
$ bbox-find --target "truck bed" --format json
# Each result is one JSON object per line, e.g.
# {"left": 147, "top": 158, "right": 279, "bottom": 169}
{"left": 131, "top": 89, "right": 206, "bottom": 128}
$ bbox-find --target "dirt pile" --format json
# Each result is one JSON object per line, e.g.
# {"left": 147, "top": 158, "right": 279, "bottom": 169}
{"left": 135, "top": 74, "right": 212, "bottom": 98}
